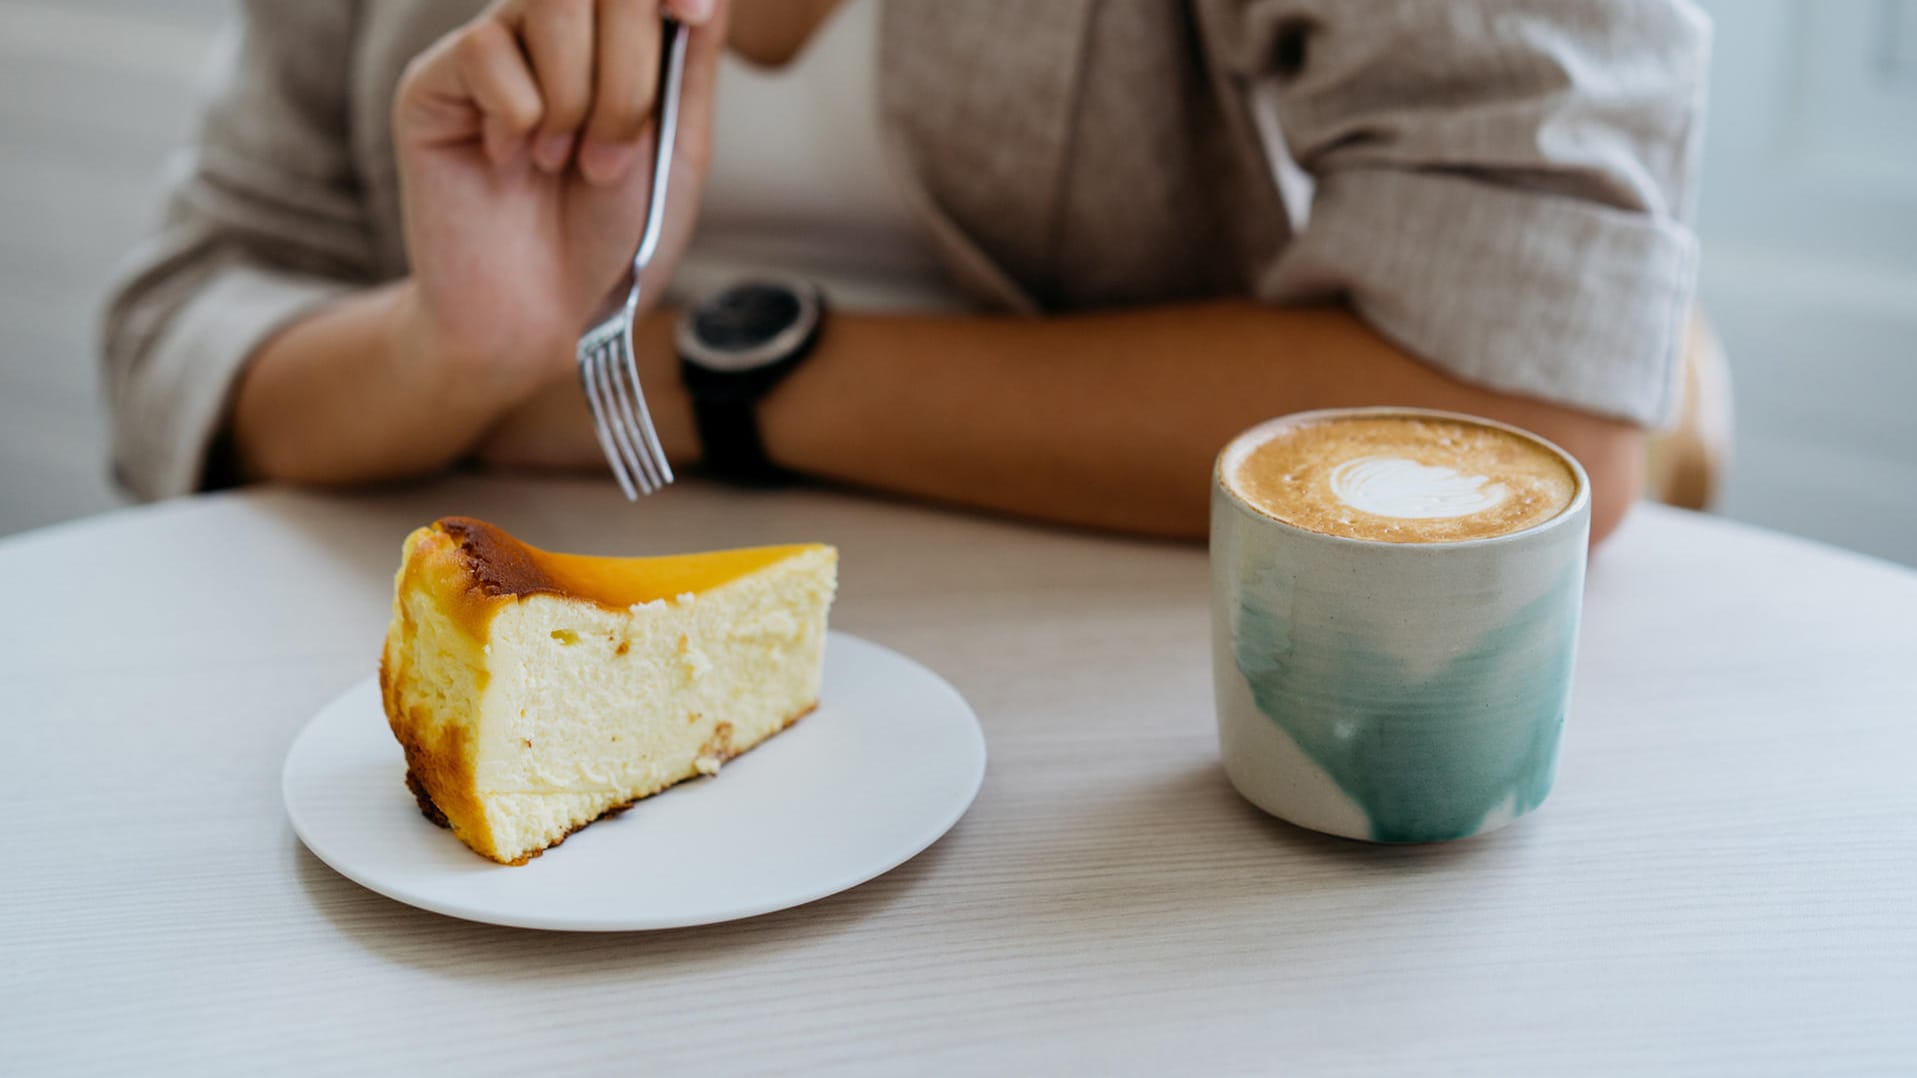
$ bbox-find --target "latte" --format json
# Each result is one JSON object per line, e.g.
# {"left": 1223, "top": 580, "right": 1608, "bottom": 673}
{"left": 1224, "top": 411, "right": 1580, "bottom": 543}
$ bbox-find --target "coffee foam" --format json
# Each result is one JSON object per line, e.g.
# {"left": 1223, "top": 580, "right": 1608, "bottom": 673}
{"left": 1329, "top": 456, "right": 1510, "bottom": 520}
{"left": 1225, "top": 413, "right": 1580, "bottom": 543}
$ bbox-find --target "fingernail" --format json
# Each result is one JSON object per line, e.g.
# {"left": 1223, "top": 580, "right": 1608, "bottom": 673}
{"left": 533, "top": 132, "right": 575, "bottom": 173}
{"left": 673, "top": 0, "right": 715, "bottom": 24}
{"left": 578, "top": 139, "right": 642, "bottom": 185}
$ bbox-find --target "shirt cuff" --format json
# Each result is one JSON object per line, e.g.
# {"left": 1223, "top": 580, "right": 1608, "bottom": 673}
{"left": 1258, "top": 168, "right": 1699, "bottom": 427}
{"left": 115, "top": 263, "right": 352, "bottom": 500}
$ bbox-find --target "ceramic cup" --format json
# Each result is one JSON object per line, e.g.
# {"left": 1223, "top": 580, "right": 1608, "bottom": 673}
{"left": 1210, "top": 407, "right": 1591, "bottom": 842}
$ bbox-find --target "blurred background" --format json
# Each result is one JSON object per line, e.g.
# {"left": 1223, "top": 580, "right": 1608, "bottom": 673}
{"left": 1, "top": 0, "right": 1912, "bottom": 563}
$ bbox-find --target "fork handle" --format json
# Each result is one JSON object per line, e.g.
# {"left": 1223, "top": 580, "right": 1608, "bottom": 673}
{"left": 631, "top": 19, "right": 689, "bottom": 277}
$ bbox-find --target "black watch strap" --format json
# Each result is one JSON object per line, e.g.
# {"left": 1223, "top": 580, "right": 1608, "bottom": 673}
{"left": 679, "top": 314, "right": 821, "bottom": 485}
{"left": 689, "top": 393, "right": 788, "bottom": 486}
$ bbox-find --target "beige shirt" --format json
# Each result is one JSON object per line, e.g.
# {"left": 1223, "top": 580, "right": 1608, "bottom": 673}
{"left": 675, "top": 0, "right": 969, "bottom": 312}
{"left": 102, "top": 0, "right": 1709, "bottom": 500}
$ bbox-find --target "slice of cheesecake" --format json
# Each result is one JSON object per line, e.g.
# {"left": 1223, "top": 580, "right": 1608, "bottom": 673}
{"left": 379, "top": 517, "right": 837, "bottom": 865}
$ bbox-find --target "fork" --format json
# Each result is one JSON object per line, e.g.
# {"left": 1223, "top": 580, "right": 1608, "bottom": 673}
{"left": 576, "top": 18, "right": 689, "bottom": 499}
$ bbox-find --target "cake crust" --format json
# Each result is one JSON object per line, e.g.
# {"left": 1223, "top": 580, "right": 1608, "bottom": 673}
{"left": 434, "top": 517, "right": 560, "bottom": 600}
{"left": 414, "top": 517, "right": 823, "bottom": 642}
{"left": 383, "top": 661, "right": 498, "bottom": 856}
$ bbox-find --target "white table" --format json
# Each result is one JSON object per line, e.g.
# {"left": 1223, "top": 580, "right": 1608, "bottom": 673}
{"left": 5, "top": 478, "right": 1914, "bottom": 1075}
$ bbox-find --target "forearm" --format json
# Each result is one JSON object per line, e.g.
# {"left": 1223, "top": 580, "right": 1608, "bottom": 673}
{"left": 762, "top": 301, "right": 1644, "bottom": 541}
{"left": 232, "top": 280, "right": 542, "bottom": 484}
{"left": 480, "top": 300, "right": 1644, "bottom": 541}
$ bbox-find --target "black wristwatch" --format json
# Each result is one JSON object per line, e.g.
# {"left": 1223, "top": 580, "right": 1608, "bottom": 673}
{"left": 677, "top": 277, "right": 825, "bottom": 485}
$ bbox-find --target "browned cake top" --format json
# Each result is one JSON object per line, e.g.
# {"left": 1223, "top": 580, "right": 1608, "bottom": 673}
{"left": 399, "top": 517, "right": 823, "bottom": 639}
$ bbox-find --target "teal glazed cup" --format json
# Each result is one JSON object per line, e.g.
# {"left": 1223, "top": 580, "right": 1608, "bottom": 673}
{"left": 1211, "top": 408, "right": 1592, "bottom": 843}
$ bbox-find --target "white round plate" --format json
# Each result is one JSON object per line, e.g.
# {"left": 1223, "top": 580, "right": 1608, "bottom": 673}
{"left": 284, "top": 632, "right": 986, "bottom": 931}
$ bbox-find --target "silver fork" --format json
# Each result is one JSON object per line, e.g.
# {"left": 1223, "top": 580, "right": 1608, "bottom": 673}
{"left": 577, "top": 19, "right": 689, "bottom": 499}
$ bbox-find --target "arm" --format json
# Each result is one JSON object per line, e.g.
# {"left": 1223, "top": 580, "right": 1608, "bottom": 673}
{"left": 475, "top": 301, "right": 1646, "bottom": 543}
{"left": 481, "top": 0, "right": 1697, "bottom": 543}
{"left": 116, "top": 0, "right": 726, "bottom": 495}
{"left": 228, "top": 280, "right": 538, "bottom": 484}
{"left": 765, "top": 303, "right": 1646, "bottom": 543}
{"left": 223, "top": 0, "right": 1683, "bottom": 549}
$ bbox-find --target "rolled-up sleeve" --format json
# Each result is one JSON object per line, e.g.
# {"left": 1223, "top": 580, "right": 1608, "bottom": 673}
{"left": 1226, "top": 0, "right": 1708, "bottom": 426}
{"left": 100, "top": 0, "right": 370, "bottom": 500}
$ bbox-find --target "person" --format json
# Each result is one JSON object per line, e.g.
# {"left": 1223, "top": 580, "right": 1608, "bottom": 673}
{"left": 102, "top": 0, "right": 1709, "bottom": 542}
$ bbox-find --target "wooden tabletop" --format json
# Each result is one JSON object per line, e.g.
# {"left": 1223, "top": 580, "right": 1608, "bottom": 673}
{"left": 5, "top": 478, "right": 1914, "bottom": 1074}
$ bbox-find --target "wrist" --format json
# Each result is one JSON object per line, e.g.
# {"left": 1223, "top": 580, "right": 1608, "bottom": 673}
{"left": 391, "top": 279, "right": 559, "bottom": 426}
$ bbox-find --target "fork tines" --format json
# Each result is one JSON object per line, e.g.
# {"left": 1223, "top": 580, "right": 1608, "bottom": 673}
{"left": 573, "top": 19, "right": 686, "bottom": 502}
{"left": 578, "top": 320, "right": 674, "bottom": 499}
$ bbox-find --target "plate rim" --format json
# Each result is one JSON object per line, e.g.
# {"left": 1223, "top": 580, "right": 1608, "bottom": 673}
{"left": 283, "top": 630, "right": 986, "bottom": 931}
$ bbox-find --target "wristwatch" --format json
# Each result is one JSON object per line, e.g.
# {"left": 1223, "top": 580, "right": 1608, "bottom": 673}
{"left": 677, "top": 277, "right": 825, "bottom": 485}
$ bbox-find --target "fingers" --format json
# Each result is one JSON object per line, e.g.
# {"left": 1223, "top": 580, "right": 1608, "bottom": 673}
{"left": 454, "top": 21, "right": 546, "bottom": 164}
{"left": 670, "top": 0, "right": 729, "bottom": 176}
{"left": 438, "top": 19, "right": 548, "bottom": 163}
{"left": 578, "top": 0, "right": 661, "bottom": 184}
{"left": 394, "top": 17, "right": 544, "bottom": 163}
{"left": 580, "top": 0, "right": 725, "bottom": 183}
{"left": 507, "top": 0, "right": 597, "bottom": 172}
{"left": 444, "top": 0, "right": 723, "bottom": 177}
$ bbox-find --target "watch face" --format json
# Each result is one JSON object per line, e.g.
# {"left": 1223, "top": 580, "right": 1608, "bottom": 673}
{"left": 681, "top": 279, "right": 821, "bottom": 373}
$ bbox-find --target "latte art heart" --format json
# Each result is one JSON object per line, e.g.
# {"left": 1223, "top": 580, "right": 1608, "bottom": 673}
{"left": 1329, "top": 456, "right": 1509, "bottom": 520}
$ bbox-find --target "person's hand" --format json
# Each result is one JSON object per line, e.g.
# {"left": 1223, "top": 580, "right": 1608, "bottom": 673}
{"left": 392, "top": 0, "right": 727, "bottom": 403}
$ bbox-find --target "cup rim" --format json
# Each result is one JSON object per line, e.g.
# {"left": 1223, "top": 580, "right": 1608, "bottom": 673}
{"left": 1213, "top": 406, "right": 1593, "bottom": 551}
